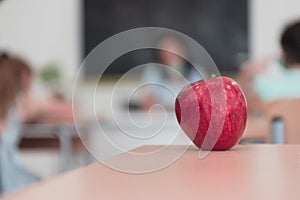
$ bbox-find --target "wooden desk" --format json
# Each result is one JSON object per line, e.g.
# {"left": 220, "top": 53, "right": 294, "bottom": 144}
{"left": 2, "top": 145, "right": 300, "bottom": 200}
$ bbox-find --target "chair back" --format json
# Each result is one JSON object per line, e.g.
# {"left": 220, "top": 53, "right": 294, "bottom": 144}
{"left": 265, "top": 98, "right": 300, "bottom": 144}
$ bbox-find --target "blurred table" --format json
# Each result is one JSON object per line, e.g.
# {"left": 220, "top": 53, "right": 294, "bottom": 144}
{"left": 20, "top": 123, "right": 91, "bottom": 172}
{"left": 2, "top": 144, "right": 300, "bottom": 200}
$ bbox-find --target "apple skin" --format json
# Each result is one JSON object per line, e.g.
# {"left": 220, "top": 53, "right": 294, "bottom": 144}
{"left": 175, "top": 76, "right": 247, "bottom": 150}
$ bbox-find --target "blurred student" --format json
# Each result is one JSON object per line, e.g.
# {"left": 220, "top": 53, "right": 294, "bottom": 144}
{"left": 237, "top": 21, "right": 300, "bottom": 115}
{"left": 0, "top": 54, "right": 18, "bottom": 129}
{"left": 0, "top": 54, "right": 39, "bottom": 193}
{"left": 253, "top": 21, "right": 300, "bottom": 102}
{"left": 141, "top": 36, "right": 201, "bottom": 110}
{"left": 12, "top": 56, "right": 74, "bottom": 123}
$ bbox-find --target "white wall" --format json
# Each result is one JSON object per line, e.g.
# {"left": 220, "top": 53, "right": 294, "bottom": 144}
{"left": 0, "top": 0, "right": 82, "bottom": 79}
{"left": 250, "top": 0, "right": 300, "bottom": 59}
{"left": 0, "top": 0, "right": 300, "bottom": 76}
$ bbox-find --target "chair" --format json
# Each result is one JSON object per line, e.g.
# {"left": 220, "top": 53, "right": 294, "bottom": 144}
{"left": 264, "top": 98, "right": 300, "bottom": 144}
{"left": 240, "top": 115, "right": 269, "bottom": 143}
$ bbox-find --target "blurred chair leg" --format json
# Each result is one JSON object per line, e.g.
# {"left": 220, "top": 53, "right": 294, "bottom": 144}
{"left": 56, "top": 127, "right": 73, "bottom": 172}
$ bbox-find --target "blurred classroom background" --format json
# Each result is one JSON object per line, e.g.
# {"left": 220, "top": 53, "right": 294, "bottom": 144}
{"left": 1, "top": 0, "right": 300, "bottom": 195}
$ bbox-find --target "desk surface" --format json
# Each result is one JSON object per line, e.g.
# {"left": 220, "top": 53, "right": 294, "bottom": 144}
{"left": 2, "top": 144, "right": 300, "bottom": 200}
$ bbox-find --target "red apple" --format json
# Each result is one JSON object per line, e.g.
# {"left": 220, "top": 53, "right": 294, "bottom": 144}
{"left": 175, "top": 76, "right": 247, "bottom": 150}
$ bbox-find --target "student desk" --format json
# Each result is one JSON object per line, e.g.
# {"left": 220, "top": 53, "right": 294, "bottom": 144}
{"left": 2, "top": 145, "right": 300, "bottom": 200}
{"left": 20, "top": 123, "right": 90, "bottom": 171}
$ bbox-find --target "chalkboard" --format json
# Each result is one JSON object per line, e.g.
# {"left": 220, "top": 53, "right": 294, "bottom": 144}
{"left": 84, "top": 0, "right": 248, "bottom": 75}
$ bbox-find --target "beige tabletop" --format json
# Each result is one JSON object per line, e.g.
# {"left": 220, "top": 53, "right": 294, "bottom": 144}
{"left": 2, "top": 144, "right": 300, "bottom": 200}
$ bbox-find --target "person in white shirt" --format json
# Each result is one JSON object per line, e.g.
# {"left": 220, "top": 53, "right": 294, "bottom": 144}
{"left": 140, "top": 36, "right": 202, "bottom": 110}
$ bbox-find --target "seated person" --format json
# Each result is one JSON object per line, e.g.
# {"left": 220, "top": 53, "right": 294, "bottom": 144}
{"left": 235, "top": 22, "right": 300, "bottom": 142}
{"left": 140, "top": 36, "right": 202, "bottom": 110}
{"left": 237, "top": 21, "right": 300, "bottom": 115}
{"left": 253, "top": 21, "right": 300, "bottom": 102}
{"left": 0, "top": 54, "right": 39, "bottom": 193}
{"left": 10, "top": 55, "right": 74, "bottom": 123}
